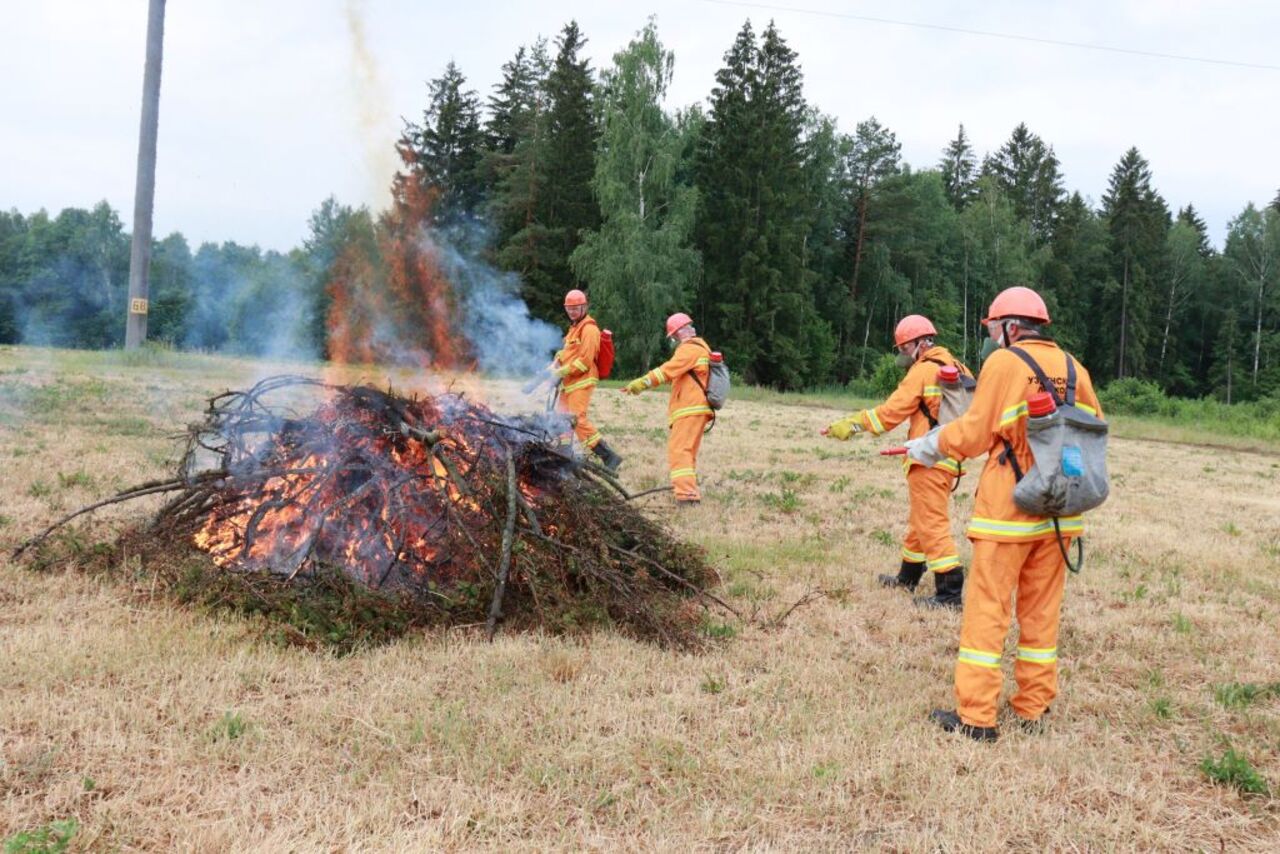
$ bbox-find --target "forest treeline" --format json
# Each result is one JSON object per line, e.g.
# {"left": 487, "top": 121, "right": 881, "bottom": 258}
{"left": 2, "top": 18, "right": 1277, "bottom": 400}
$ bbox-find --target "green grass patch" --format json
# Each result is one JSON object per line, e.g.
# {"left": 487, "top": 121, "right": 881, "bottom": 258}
{"left": 3, "top": 818, "right": 79, "bottom": 854}
{"left": 760, "top": 487, "right": 802, "bottom": 514}
{"left": 56, "top": 470, "right": 94, "bottom": 490}
{"left": 1201, "top": 747, "right": 1269, "bottom": 796}
{"left": 209, "top": 711, "right": 249, "bottom": 742}
{"left": 1212, "top": 682, "right": 1280, "bottom": 709}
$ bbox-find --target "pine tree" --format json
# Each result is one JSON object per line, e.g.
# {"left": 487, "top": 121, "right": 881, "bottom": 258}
{"left": 1271, "top": 188, "right": 1280, "bottom": 214}
{"left": 569, "top": 19, "right": 700, "bottom": 371}
{"left": 983, "top": 123, "right": 1064, "bottom": 243}
{"left": 939, "top": 124, "right": 977, "bottom": 211}
{"left": 1099, "top": 147, "right": 1170, "bottom": 381}
{"left": 397, "top": 61, "right": 486, "bottom": 228}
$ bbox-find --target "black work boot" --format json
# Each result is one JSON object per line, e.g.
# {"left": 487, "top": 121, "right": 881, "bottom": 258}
{"left": 878, "top": 560, "right": 925, "bottom": 591}
{"left": 916, "top": 567, "right": 964, "bottom": 610}
{"left": 929, "top": 708, "right": 998, "bottom": 742}
{"left": 1018, "top": 707, "right": 1051, "bottom": 734}
{"left": 592, "top": 440, "right": 623, "bottom": 475}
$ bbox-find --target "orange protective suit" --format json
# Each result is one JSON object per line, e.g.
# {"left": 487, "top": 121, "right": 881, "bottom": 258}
{"left": 638, "top": 337, "right": 712, "bottom": 502}
{"left": 554, "top": 315, "right": 602, "bottom": 449}
{"left": 936, "top": 339, "right": 1102, "bottom": 727}
{"left": 848, "top": 346, "right": 970, "bottom": 574}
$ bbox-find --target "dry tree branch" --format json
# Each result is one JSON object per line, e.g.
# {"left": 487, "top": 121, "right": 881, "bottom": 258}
{"left": 485, "top": 450, "right": 519, "bottom": 641}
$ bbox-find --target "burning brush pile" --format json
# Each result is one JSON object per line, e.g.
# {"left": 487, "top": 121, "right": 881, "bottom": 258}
{"left": 20, "top": 375, "right": 727, "bottom": 649}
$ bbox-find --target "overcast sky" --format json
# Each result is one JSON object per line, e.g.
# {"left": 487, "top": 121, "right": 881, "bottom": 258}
{"left": 3, "top": 0, "right": 1277, "bottom": 252}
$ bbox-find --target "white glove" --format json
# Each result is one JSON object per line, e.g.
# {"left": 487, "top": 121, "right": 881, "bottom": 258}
{"left": 904, "top": 427, "right": 945, "bottom": 467}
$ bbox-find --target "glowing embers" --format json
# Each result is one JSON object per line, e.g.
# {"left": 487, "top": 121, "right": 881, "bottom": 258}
{"left": 188, "top": 376, "right": 572, "bottom": 591}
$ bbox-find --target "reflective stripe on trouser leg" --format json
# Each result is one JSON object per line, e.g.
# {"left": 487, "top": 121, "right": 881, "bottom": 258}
{"left": 667, "top": 414, "right": 708, "bottom": 501}
{"left": 955, "top": 539, "right": 1030, "bottom": 728}
{"left": 559, "top": 386, "right": 601, "bottom": 448}
{"left": 1010, "top": 537, "right": 1069, "bottom": 721}
{"left": 906, "top": 464, "right": 960, "bottom": 573}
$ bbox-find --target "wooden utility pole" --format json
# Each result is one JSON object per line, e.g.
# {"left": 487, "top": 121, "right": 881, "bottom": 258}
{"left": 124, "top": 0, "right": 166, "bottom": 350}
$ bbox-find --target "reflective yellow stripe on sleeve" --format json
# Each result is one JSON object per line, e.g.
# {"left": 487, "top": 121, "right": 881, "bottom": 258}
{"left": 923, "top": 385, "right": 942, "bottom": 398}
{"left": 866, "top": 409, "right": 886, "bottom": 435}
{"left": 571, "top": 358, "right": 588, "bottom": 373}
{"left": 934, "top": 457, "right": 962, "bottom": 475}
{"left": 999, "top": 401, "right": 1029, "bottom": 428}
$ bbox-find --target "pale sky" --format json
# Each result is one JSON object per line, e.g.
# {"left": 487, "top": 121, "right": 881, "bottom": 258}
{"left": 3, "top": 0, "right": 1277, "bottom": 252}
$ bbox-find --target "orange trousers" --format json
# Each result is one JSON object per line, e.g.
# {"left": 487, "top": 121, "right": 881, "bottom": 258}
{"left": 955, "top": 537, "right": 1069, "bottom": 728}
{"left": 557, "top": 385, "right": 601, "bottom": 449}
{"left": 901, "top": 465, "right": 961, "bottom": 574}
{"left": 667, "top": 414, "right": 709, "bottom": 501}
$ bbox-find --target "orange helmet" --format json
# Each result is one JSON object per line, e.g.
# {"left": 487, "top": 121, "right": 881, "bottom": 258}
{"left": 665, "top": 312, "right": 693, "bottom": 337}
{"left": 983, "top": 286, "right": 1050, "bottom": 324}
{"left": 564, "top": 289, "right": 588, "bottom": 307}
{"left": 893, "top": 314, "right": 937, "bottom": 347}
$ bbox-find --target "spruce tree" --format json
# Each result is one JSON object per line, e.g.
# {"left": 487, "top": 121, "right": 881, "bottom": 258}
{"left": 1099, "top": 147, "right": 1170, "bottom": 380}
{"left": 694, "top": 20, "right": 830, "bottom": 388}
{"left": 490, "top": 40, "right": 555, "bottom": 305}
{"left": 1042, "top": 191, "right": 1108, "bottom": 362}
{"left": 1177, "top": 204, "right": 1212, "bottom": 256}
{"left": 530, "top": 20, "right": 600, "bottom": 321}
{"left": 984, "top": 123, "right": 1064, "bottom": 243}
{"left": 694, "top": 20, "right": 754, "bottom": 344}
{"left": 398, "top": 62, "right": 485, "bottom": 228}
{"left": 845, "top": 117, "right": 902, "bottom": 308}
{"left": 939, "top": 124, "right": 977, "bottom": 211}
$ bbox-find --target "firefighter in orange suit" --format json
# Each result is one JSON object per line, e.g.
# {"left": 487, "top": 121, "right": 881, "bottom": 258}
{"left": 905, "top": 286, "right": 1102, "bottom": 741}
{"left": 620, "top": 313, "right": 712, "bottom": 505}
{"left": 549, "top": 289, "right": 622, "bottom": 473}
{"left": 823, "top": 315, "right": 972, "bottom": 609}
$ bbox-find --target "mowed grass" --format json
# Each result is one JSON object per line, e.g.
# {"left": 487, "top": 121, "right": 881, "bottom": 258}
{"left": 2, "top": 344, "right": 1279, "bottom": 850}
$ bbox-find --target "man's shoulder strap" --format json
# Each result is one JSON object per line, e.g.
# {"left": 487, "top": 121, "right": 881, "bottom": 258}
{"left": 1008, "top": 345, "right": 1076, "bottom": 407}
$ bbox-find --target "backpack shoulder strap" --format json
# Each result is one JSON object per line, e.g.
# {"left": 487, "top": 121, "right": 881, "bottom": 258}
{"left": 1007, "top": 346, "right": 1064, "bottom": 407}
{"left": 1064, "top": 354, "right": 1077, "bottom": 407}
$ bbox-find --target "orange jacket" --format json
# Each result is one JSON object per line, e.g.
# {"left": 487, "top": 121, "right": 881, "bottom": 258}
{"left": 936, "top": 339, "right": 1102, "bottom": 542}
{"left": 555, "top": 315, "right": 600, "bottom": 393}
{"left": 850, "top": 345, "right": 971, "bottom": 474}
{"left": 640, "top": 336, "right": 712, "bottom": 425}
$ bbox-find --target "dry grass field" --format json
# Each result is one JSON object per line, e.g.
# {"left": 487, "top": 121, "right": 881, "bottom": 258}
{"left": 2, "top": 344, "right": 1280, "bottom": 851}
